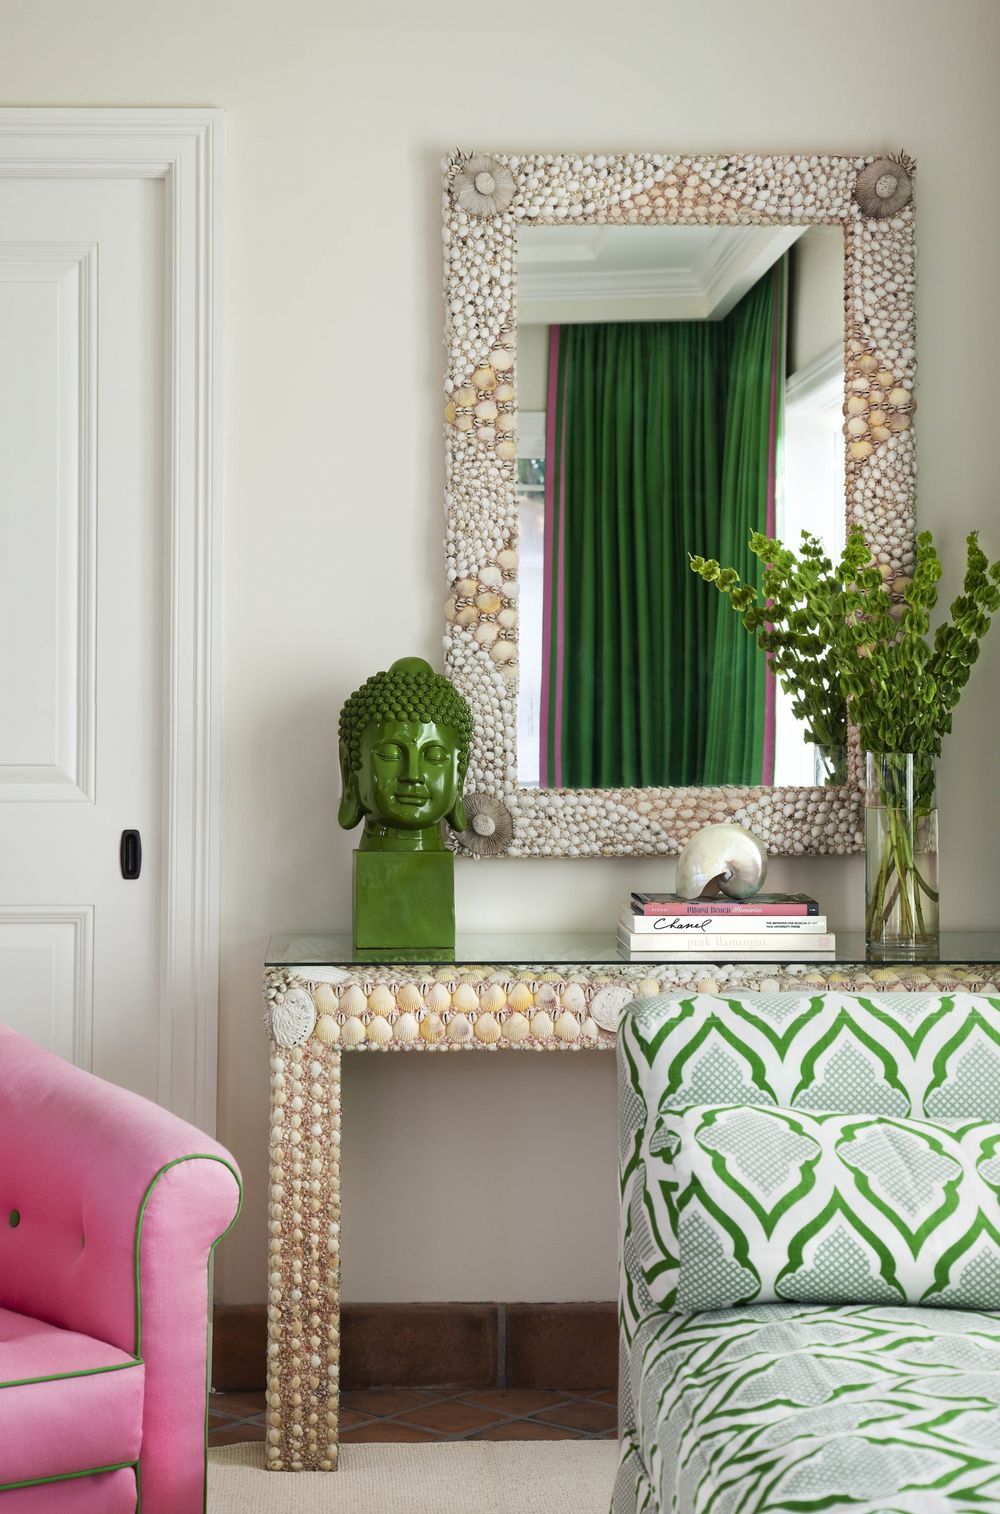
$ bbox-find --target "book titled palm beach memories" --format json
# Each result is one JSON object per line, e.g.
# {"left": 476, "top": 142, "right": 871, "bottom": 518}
{"left": 630, "top": 892, "right": 820, "bottom": 916}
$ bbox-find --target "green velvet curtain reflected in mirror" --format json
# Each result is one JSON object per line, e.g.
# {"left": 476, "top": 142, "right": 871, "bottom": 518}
{"left": 541, "top": 258, "right": 786, "bottom": 790}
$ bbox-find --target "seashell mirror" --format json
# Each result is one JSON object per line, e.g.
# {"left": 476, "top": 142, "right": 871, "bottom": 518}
{"left": 441, "top": 150, "right": 916, "bottom": 858}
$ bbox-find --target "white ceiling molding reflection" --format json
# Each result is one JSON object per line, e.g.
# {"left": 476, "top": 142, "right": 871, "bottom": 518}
{"left": 518, "top": 224, "right": 804, "bottom": 321}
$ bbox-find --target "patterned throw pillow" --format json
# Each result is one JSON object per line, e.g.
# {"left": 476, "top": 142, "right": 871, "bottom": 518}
{"left": 659, "top": 1103, "right": 1000, "bottom": 1312}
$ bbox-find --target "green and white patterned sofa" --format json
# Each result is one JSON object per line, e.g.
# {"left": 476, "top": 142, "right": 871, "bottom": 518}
{"left": 614, "top": 991, "right": 1000, "bottom": 1514}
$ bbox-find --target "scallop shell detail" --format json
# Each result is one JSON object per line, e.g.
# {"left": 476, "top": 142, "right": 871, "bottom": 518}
{"left": 473, "top": 1013, "right": 501, "bottom": 1045}
{"left": 340, "top": 1015, "right": 367, "bottom": 1048}
{"left": 313, "top": 983, "right": 337, "bottom": 1016}
{"left": 560, "top": 983, "right": 587, "bottom": 1015}
{"left": 394, "top": 1011, "right": 420, "bottom": 1043}
{"left": 340, "top": 984, "right": 367, "bottom": 1017}
{"left": 368, "top": 985, "right": 395, "bottom": 1016}
{"left": 267, "top": 987, "right": 317, "bottom": 1048}
{"left": 854, "top": 155, "right": 913, "bottom": 219}
{"left": 843, "top": 343, "right": 916, "bottom": 457}
{"left": 453, "top": 794, "right": 515, "bottom": 857}
{"left": 366, "top": 1015, "right": 393, "bottom": 1048}
{"left": 426, "top": 983, "right": 451, "bottom": 1015}
{"left": 397, "top": 983, "right": 423, "bottom": 1013}
{"left": 589, "top": 985, "right": 636, "bottom": 1032}
{"left": 452, "top": 153, "right": 516, "bottom": 218}
{"left": 502, "top": 1011, "right": 530, "bottom": 1043}
{"left": 480, "top": 982, "right": 506, "bottom": 1014}
{"left": 507, "top": 982, "right": 533, "bottom": 1012}
{"left": 266, "top": 949, "right": 990, "bottom": 1076}
{"left": 452, "top": 983, "right": 479, "bottom": 1013}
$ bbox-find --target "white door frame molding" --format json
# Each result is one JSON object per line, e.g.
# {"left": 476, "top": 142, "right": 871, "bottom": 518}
{"left": 0, "top": 108, "right": 225, "bottom": 1132}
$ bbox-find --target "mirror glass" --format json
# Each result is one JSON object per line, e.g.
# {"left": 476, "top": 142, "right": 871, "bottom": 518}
{"left": 515, "top": 223, "right": 845, "bottom": 791}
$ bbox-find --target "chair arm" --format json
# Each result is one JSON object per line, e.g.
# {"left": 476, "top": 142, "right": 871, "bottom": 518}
{"left": 0, "top": 1027, "right": 241, "bottom": 1513}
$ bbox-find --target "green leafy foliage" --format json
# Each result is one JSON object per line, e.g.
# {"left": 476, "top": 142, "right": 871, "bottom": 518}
{"left": 689, "top": 530, "right": 849, "bottom": 760}
{"left": 689, "top": 526, "right": 1000, "bottom": 763}
{"left": 835, "top": 527, "right": 1000, "bottom": 758}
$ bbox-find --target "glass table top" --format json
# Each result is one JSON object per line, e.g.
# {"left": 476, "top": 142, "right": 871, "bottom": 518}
{"left": 267, "top": 930, "right": 1000, "bottom": 969}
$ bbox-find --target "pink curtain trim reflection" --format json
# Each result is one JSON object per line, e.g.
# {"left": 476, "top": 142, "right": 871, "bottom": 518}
{"left": 540, "top": 324, "right": 566, "bottom": 788}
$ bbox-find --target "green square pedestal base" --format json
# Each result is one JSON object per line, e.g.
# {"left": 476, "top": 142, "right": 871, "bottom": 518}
{"left": 353, "top": 850, "right": 456, "bottom": 954}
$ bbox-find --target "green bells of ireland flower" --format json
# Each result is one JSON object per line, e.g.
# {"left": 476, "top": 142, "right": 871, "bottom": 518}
{"left": 691, "top": 527, "right": 1000, "bottom": 955}
{"left": 690, "top": 529, "right": 851, "bottom": 783}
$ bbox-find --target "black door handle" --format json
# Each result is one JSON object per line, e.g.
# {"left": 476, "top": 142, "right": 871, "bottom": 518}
{"left": 120, "top": 830, "right": 142, "bottom": 880}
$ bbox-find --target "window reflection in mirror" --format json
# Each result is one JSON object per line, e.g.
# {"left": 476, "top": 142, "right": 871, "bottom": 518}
{"left": 515, "top": 223, "right": 845, "bottom": 791}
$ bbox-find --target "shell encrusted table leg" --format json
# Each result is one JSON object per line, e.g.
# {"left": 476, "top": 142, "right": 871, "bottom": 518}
{"left": 266, "top": 1041, "right": 341, "bottom": 1470}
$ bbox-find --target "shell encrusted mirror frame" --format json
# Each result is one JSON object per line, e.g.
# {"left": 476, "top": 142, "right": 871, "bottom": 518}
{"left": 442, "top": 149, "right": 916, "bottom": 859}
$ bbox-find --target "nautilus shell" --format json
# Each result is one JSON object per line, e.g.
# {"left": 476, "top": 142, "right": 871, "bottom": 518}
{"left": 675, "top": 823, "right": 768, "bottom": 900}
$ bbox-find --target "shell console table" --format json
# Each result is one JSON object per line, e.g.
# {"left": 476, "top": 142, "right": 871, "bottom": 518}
{"left": 261, "top": 930, "right": 1000, "bottom": 1471}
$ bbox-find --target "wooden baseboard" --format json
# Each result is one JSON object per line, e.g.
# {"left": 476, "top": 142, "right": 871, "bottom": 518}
{"left": 212, "top": 1301, "right": 617, "bottom": 1392}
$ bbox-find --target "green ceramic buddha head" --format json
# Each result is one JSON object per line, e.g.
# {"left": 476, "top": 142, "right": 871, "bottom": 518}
{"left": 338, "top": 657, "right": 474, "bottom": 852}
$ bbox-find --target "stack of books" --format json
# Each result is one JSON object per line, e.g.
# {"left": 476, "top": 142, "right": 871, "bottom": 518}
{"left": 618, "top": 892, "right": 836, "bottom": 961}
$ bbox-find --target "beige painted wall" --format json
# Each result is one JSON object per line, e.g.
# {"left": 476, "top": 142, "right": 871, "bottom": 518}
{"left": 789, "top": 226, "right": 846, "bottom": 375}
{"left": 517, "top": 321, "right": 550, "bottom": 414}
{"left": 3, "top": 0, "right": 998, "bottom": 1306}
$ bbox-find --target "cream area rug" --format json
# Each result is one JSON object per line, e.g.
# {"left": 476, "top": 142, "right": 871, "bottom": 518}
{"left": 209, "top": 1441, "right": 617, "bottom": 1513}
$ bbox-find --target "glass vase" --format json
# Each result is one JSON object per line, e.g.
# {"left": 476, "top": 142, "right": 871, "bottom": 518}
{"left": 865, "top": 752, "right": 939, "bottom": 959}
{"left": 814, "top": 743, "right": 848, "bottom": 787}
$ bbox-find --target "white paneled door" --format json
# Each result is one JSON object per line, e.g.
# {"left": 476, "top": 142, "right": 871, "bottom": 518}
{"left": 0, "top": 181, "right": 162, "bottom": 1095}
{"left": 0, "top": 112, "right": 222, "bottom": 1126}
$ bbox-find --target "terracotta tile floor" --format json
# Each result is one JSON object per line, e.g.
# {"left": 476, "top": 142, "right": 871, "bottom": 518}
{"left": 208, "top": 1388, "right": 618, "bottom": 1445}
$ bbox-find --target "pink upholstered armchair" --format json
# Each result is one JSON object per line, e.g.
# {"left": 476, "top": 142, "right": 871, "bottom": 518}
{"left": 0, "top": 1026, "right": 241, "bottom": 1511}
